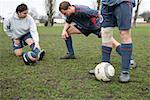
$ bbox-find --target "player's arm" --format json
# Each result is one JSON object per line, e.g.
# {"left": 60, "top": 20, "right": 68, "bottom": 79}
{"left": 29, "top": 15, "right": 39, "bottom": 45}
{"left": 3, "top": 18, "right": 14, "bottom": 39}
{"left": 61, "top": 22, "right": 70, "bottom": 39}
{"left": 3, "top": 18, "right": 21, "bottom": 46}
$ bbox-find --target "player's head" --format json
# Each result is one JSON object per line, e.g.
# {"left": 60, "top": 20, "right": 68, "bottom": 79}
{"left": 59, "top": 1, "right": 74, "bottom": 16}
{"left": 16, "top": 3, "right": 28, "bottom": 18}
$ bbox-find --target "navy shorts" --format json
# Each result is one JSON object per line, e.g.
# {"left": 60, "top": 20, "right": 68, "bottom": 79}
{"left": 12, "top": 32, "right": 32, "bottom": 50}
{"left": 74, "top": 24, "right": 101, "bottom": 38}
{"left": 101, "top": 1, "right": 133, "bottom": 30}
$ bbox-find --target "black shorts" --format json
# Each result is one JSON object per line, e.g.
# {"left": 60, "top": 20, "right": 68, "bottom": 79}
{"left": 74, "top": 24, "right": 101, "bottom": 38}
{"left": 12, "top": 32, "right": 32, "bottom": 50}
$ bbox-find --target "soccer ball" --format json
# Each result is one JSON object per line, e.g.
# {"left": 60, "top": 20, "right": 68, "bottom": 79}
{"left": 22, "top": 51, "right": 37, "bottom": 65}
{"left": 95, "top": 62, "right": 115, "bottom": 82}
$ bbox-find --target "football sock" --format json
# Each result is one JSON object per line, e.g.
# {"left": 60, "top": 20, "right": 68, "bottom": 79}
{"left": 116, "top": 45, "right": 134, "bottom": 60}
{"left": 121, "top": 43, "right": 132, "bottom": 71}
{"left": 65, "top": 36, "right": 74, "bottom": 55}
{"left": 101, "top": 46, "right": 112, "bottom": 63}
{"left": 116, "top": 45, "right": 121, "bottom": 56}
{"left": 30, "top": 43, "right": 35, "bottom": 50}
{"left": 30, "top": 43, "right": 40, "bottom": 56}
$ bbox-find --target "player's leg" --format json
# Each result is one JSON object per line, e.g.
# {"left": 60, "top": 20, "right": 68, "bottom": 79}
{"left": 89, "top": 27, "right": 114, "bottom": 75}
{"left": 89, "top": 5, "right": 115, "bottom": 74}
{"left": 60, "top": 23, "right": 82, "bottom": 59}
{"left": 112, "top": 38, "right": 121, "bottom": 55}
{"left": 119, "top": 30, "right": 132, "bottom": 82}
{"left": 100, "top": 4, "right": 117, "bottom": 63}
{"left": 101, "top": 27, "right": 114, "bottom": 63}
{"left": 67, "top": 23, "right": 82, "bottom": 34}
{"left": 112, "top": 38, "right": 136, "bottom": 68}
{"left": 12, "top": 39, "right": 23, "bottom": 57}
{"left": 115, "top": 2, "right": 134, "bottom": 82}
{"left": 23, "top": 32, "right": 45, "bottom": 61}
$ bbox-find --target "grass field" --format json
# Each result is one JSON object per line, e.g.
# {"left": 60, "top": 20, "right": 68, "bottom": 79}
{"left": 0, "top": 23, "right": 150, "bottom": 99}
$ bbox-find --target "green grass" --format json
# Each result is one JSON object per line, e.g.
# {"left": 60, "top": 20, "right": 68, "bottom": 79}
{"left": 0, "top": 23, "right": 150, "bottom": 99}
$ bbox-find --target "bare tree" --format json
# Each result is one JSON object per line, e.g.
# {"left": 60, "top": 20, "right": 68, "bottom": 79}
{"left": 133, "top": 0, "right": 142, "bottom": 26}
{"left": 140, "top": 11, "right": 150, "bottom": 23}
{"left": 45, "top": 0, "right": 56, "bottom": 27}
{"left": 97, "top": 0, "right": 101, "bottom": 11}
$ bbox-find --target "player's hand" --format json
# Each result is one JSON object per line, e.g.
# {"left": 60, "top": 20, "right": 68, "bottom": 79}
{"left": 62, "top": 31, "right": 69, "bottom": 40}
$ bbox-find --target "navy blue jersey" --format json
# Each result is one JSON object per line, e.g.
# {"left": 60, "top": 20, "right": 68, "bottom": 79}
{"left": 101, "top": 0, "right": 136, "bottom": 7}
{"left": 66, "top": 5, "right": 102, "bottom": 31}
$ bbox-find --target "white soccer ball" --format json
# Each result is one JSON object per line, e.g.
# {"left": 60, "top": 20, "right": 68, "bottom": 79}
{"left": 95, "top": 62, "right": 115, "bottom": 82}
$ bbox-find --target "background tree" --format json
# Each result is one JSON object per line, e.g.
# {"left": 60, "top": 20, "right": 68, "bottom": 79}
{"left": 45, "top": 0, "right": 56, "bottom": 27}
{"left": 133, "top": 0, "right": 142, "bottom": 26}
{"left": 139, "top": 11, "right": 150, "bottom": 23}
{"left": 97, "top": 0, "right": 101, "bottom": 11}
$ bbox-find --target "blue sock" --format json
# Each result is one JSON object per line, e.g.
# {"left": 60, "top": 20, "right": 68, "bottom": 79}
{"left": 121, "top": 43, "right": 132, "bottom": 71}
{"left": 30, "top": 43, "right": 35, "bottom": 50}
{"left": 116, "top": 45, "right": 121, "bottom": 56}
{"left": 116, "top": 45, "right": 134, "bottom": 60}
{"left": 65, "top": 36, "right": 74, "bottom": 55}
{"left": 30, "top": 43, "right": 40, "bottom": 56}
{"left": 101, "top": 46, "right": 112, "bottom": 63}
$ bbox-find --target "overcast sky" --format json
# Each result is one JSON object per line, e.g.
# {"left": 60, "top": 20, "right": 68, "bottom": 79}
{"left": 0, "top": 0, "right": 149, "bottom": 18}
{"left": 139, "top": 0, "right": 150, "bottom": 12}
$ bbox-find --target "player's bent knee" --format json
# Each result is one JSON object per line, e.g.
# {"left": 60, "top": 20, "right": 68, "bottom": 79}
{"left": 101, "top": 27, "right": 114, "bottom": 43}
{"left": 120, "top": 30, "right": 132, "bottom": 43}
{"left": 67, "top": 24, "right": 81, "bottom": 34}
{"left": 25, "top": 38, "right": 34, "bottom": 46}
{"left": 14, "top": 50, "right": 22, "bottom": 57}
{"left": 67, "top": 26, "right": 76, "bottom": 34}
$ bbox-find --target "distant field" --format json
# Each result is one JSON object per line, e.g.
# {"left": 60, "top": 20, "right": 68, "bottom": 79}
{"left": 0, "top": 23, "right": 150, "bottom": 99}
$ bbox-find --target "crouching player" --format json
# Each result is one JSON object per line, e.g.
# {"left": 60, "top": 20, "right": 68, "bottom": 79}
{"left": 3, "top": 3, "right": 45, "bottom": 65}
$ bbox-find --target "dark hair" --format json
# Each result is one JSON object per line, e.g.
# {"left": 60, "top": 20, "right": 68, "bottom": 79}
{"left": 59, "top": 1, "right": 71, "bottom": 11}
{"left": 16, "top": 3, "right": 28, "bottom": 13}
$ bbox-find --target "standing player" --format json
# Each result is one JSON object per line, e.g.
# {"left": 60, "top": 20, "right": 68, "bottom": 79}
{"left": 100, "top": 0, "right": 136, "bottom": 82}
{"left": 3, "top": 3, "right": 45, "bottom": 64}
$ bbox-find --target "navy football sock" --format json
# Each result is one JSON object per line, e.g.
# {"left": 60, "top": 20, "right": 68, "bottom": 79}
{"left": 65, "top": 36, "right": 74, "bottom": 55}
{"left": 101, "top": 46, "right": 112, "bottom": 63}
{"left": 121, "top": 43, "right": 132, "bottom": 71}
{"left": 30, "top": 43, "right": 40, "bottom": 56}
{"left": 116, "top": 45, "right": 134, "bottom": 60}
{"left": 30, "top": 43, "right": 35, "bottom": 50}
{"left": 116, "top": 45, "right": 121, "bottom": 56}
